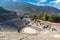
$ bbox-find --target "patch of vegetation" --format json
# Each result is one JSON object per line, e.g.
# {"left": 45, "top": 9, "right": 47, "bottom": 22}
{"left": 29, "top": 14, "right": 37, "bottom": 20}
{"left": 29, "top": 14, "right": 60, "bottom": 23}
{"left": 0, "top": 7, "right": 3, "bottom": 9}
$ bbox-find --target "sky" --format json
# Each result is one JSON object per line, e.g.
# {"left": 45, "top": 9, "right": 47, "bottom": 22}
{"left": 1, "top": 0, "right": 60, "bottom": 9}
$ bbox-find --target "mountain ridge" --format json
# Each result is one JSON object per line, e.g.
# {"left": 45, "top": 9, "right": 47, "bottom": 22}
{"left": 0, "top": 2, "right": 60, "bottom": 14}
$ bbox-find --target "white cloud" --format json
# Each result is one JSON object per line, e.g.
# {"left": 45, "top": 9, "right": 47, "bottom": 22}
{"left": 39, "top": 0, "right": 47, "bottom": 2}
{"left": 36, "top": 3, "right": 40, "bottom": 5}
{"left": 55, "top": 0, "right": 60, "bottom": 3}
{"left": 50, "top": 0, "right": 60, "bottom": 4}
{"left": 28, "top": 2, "right": 39, "bottom": 6}
{"left": 28, "top": 2, "right": 36, "bottom": 5}
{"left": 49, "top": 0, "right": 60, "bottom": 9}
{"left": 13, "top": 0, "right": 17, "bottom": 2}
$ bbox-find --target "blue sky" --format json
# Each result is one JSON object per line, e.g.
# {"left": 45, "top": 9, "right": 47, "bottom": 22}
{"left": 1, "top": 0, "right": 60, "bottom": 9}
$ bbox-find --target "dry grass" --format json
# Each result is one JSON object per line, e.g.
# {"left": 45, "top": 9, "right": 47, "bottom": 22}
{"left": 37, "top": 20, "right": 60, "bottom": 28}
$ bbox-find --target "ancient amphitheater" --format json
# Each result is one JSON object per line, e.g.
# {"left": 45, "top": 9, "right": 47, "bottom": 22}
{"left": 0, "top": 18, "right": 60, "bottom": 40}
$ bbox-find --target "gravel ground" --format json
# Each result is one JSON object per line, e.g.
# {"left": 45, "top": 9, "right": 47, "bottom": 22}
{"left": 0, "top": 31, "right": 60, "bottom": 40}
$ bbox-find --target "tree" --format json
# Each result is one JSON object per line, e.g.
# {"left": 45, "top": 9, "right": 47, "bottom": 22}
{"left": 48, "top": 14, "right": 56, "bottom": 22}
{"left": 29, "top": 14, "right": 60, "bottom": 23}
{"left": 37, "top": 15, "right": 41, "bottom": 19}
{"left": 0, "top": 7, "right": 3, "bottom": 10}
{"left": 41, "top": 13, "right": 48, "bottom": 21}
{"left": 55, "top": 15, "right": 60, "bottom": 22}
{"left": 29, "top": 14, "right": 37, "bottom": 20}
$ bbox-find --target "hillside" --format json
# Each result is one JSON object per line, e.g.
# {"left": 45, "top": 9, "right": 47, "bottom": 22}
{"left": 0, "top": 2, "right": 60, "bottom": 14}
{"left": 0, "top": 7, "right": 17, "bottom": 22}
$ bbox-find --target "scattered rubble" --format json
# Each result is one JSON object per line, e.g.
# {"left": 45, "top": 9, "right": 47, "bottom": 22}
{"left": 24, "top": 19, "right": 60, "bottom": 32}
